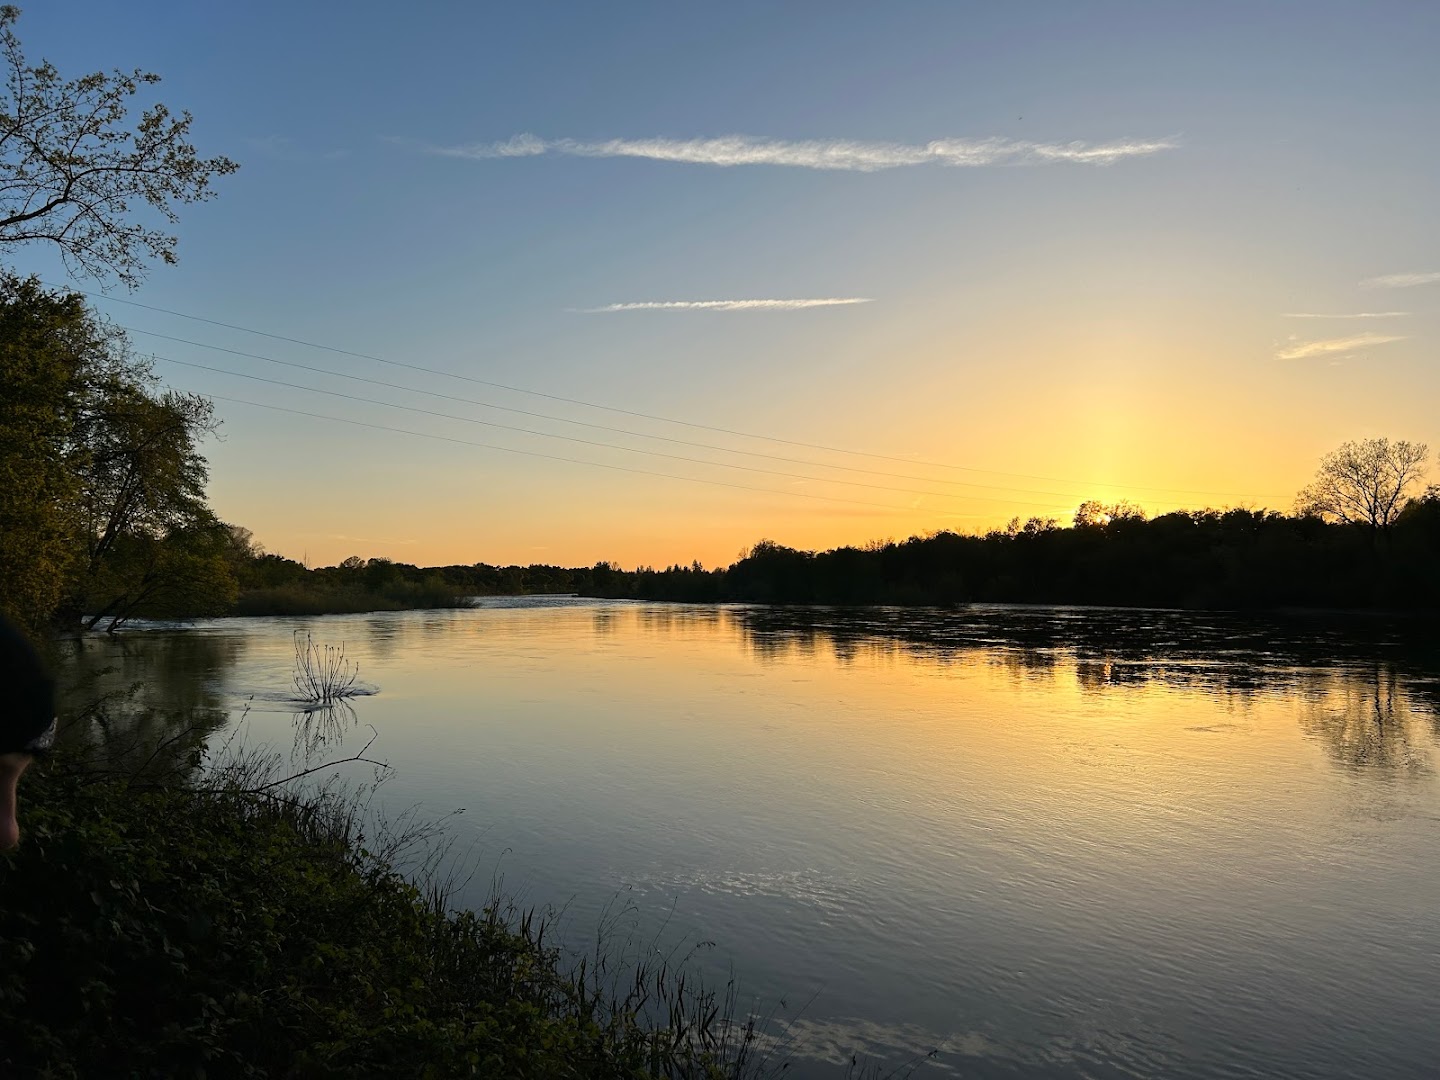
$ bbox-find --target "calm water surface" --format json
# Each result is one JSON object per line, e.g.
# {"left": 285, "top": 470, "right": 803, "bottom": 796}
{"left": 59, "top": 601, "right": 1440, "bottom": 1078}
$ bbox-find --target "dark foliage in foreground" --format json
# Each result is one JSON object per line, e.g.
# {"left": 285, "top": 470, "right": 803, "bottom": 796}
{"left": 0, "top": 763, "right": 737, "bottom": 1079}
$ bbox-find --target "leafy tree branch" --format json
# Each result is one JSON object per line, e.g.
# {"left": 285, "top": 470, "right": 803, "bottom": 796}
{"left": 0, "top": 5, "right": 237, "bottom": 287}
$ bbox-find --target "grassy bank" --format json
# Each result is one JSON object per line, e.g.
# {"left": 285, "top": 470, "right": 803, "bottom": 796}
{"left": 0, "top": 760, "right": 744, "bottom": 1078}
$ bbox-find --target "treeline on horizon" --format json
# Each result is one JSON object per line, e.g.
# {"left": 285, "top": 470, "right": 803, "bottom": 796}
{"left": 583, "top": 498, "right": 1440, "bottom": 610}
{"left": 234, "top": 546, "right": 577, "bottom": 616}
{"left": 237, "top": 491, "right": 1440, "bottom": 615}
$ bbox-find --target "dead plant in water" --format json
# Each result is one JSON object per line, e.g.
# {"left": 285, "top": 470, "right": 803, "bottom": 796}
{"left": 292, "top": 630, "right": 362, "bottom": 706}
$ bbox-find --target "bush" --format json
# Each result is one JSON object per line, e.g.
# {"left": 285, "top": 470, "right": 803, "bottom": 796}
{"left": 0, "top": 764, "right": 737, "bottom": 1078}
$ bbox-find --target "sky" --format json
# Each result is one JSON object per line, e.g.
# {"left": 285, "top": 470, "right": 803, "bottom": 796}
{"left": 11, "top": 2, "right": 1440, "bottom": 569}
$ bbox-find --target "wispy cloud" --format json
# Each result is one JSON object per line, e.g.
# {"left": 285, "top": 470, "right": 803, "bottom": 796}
{"left": 578, "top": 298, "right": 873, "bottom": 313}
{"left": 1361, "top": 271, "right": 1440, "bottom": 289}
{"left": 1276, "top": 332, "right": 1407, "bottom": 360}
{"left": 432, "top": 133, "right": 1176, "bottom": 171}
{"left": 1281, "top": 311, "right": 1409, "bottom": 319}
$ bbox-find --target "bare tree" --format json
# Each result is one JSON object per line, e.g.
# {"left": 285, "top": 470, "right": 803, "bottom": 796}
{"left": 0, "top": 5, "right": 237, "bottom": 287}
{"left": 1296, "top": 437, "right": 1430, "bottom": 535}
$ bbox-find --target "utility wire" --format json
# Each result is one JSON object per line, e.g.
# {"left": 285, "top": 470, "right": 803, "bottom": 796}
{"left": 155, "top": 354, "right": 1085, "bottom": 512}
{"left": 77, "top": 286, "right": 1289, "bottom": 501}
{"left": 200, "top": 393, "right": 1025, "bottom": 516}
{"left": 133, "top": 326, "right": 1135, "bottom": 503}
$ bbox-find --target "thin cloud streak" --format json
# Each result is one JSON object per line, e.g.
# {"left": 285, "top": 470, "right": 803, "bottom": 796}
{"left": 1361, "top": 271, "right": 1440, "bottom": 289}
{"left": 579, "top": 298, "right": 873, "bottom": 313}
{"left": 1275, "top": 333, "right": 1407, "bottom": 360}
{"left": 1281, "top": 311, "right": 1409, "bottom": 319}
{"left": 437, "top": 133, "right": 1177, "bottom": 171}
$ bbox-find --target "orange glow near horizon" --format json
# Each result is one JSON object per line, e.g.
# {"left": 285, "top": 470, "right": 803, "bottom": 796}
{"left": 210, "top": 317, "right": 1404, "bottom": 571}
{"left": 204, "top": 269, "right": 1437, "bottom": 570}
{"left": 17, "top": 0, "right": 1439, "bottom": 577}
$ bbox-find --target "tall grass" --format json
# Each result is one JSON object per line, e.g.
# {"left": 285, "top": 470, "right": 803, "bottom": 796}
{"left": 1, "top": 708, "right": 772, "bottom": 1077}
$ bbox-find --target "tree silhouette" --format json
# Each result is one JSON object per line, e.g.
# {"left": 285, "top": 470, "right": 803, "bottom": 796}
{"left": 1296, "top": 437, "right": 1429, "bottom": 537}
{"left": 0, "top": 6, "right": 237, "bottom": 286}
{"left": 0, "top": 275, "right": 232, "bottom": 630}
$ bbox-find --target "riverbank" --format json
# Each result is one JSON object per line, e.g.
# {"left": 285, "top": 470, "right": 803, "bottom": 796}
{"left": 228, "top": 554, "right": 581, "bottom": 620}
{"left": 0, "top": 758, "right": 740, "bottom": 1078}
{"left": 232, "top": 580, "right": 470, "bottom": 616}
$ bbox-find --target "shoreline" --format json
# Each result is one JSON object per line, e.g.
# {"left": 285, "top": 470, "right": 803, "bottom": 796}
{"left": 0, "top": 755, "right": 745, "bottom": 1078}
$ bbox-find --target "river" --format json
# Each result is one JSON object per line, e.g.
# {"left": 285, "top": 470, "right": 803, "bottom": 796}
{"left": 56, "top": 599, "right": 1440, "bottom": 1078}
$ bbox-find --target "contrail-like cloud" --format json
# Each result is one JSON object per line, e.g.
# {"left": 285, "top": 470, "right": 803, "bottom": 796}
{"left": 1361, "top": 271, "right": 1440, "bottom": 289}
{"left": 1281, "top": 311, "right": 1409, "bottom": 319}
{"left": 578, "top": 298, "right": 873, "bottom": 313}
{"left": 1276, "top": 332, "right": 1407, "bottom": 360}
{"left": 436, "top": 133, "right": 1176, "bottom": 171}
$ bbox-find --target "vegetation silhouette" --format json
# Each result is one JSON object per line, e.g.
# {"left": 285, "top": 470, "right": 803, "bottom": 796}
{"left": 0, "top": 5, "right": 237, "bottom": 287}
{"left": 291, "top": 631, "right": 363, "bottom": 707}
{"left": 0, "top": 275, "right": 234, "bottom": 634}
{"left": 581, "top": 480, "right": 1440, "bottom": 612}
{"left": 147, "top": 437, "right": 1440, "bottom": 618}
{"left": 1297, "top": 438, "right": 1430, "bottom": 542}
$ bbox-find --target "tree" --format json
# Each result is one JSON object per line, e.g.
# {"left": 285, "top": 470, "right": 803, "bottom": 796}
{"left": 1296, "top": 437, "right": 1430, "bottom": 536}
{"left": 70, "top": 382, "right": 221, "bottom": 629}
{"left": 220, "top": 522, "right": 263, "bottom": 568}
{"left": 0, "top": 273, "right": 232, "bottom": 629}
{"left": 1072, "top": 499, "right": 1146, "bottom": 529}
{"left": 0, "top": 5, "right": 237, "bottom": 287}
{"left": 77, "top": 521, "right": 237, "bottom": 630}
{"left": 73, "top": 383, "right": 216, "bottom": 582}
{"left": 0, "top": 273, "right": 92, "bottom": 628}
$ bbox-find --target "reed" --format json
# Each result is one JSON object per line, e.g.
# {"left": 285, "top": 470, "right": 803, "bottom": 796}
{"left": 292, "top": 630, "right": 361, "bottom": 705}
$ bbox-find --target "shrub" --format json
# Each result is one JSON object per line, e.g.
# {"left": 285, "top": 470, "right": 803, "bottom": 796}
{"left": 0, "top": 763, "right": 741, "bottom": 1078}
{"left": 292, "top": 632, "right": 362, "bottom": 706}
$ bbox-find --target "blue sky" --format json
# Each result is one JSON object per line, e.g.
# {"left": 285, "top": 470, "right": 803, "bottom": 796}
{"left": 12, "top": 2, "right": 1440, "bottom": 566}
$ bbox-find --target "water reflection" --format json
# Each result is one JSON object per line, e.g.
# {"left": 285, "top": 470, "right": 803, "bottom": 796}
{"left": 38, "top": 601, "right": 1440, "bottom": 1079}
{"left": 363, "top": 615, "right": 404, "bottom": 660}
{"left": 726, "top": 605, "right": 1440, "bottom": 774}
{"left": 292, "top": 700, "right": 361, "bottom": 761}
{"left": 56, "top": 605, "right": 1440, "bottom": 788}
{"left": 1300, "top": 666, "right": 1435, "bottom": 773}
{"left": 731, "top": 604, "right": 1437, "bottom": 676}
{"left": 635, "top": 602, "right": 724, "bottom": 640}
{"left": 55, "top": 629, "right": 243, "bottom": 778}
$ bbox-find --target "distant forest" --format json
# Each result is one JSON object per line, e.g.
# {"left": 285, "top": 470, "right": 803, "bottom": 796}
{"left": 231, "top": 495, "right": 1440, "bottom": 616}
{"left": 583, "top": 499, "right": 1440, "bottom": 611}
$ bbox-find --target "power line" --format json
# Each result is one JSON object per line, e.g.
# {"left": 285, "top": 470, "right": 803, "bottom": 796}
{"left": 200, "top": 393, "right": 1028, "bottom": 516}
{"left": 130, "top": 325, "right": 1141, "bottom": 503}
{"left": 76, "top": 285, "right": 1291, "bottom": 501}
{"left": 154, "top": 353, "right": 1086, "bottom": 512}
